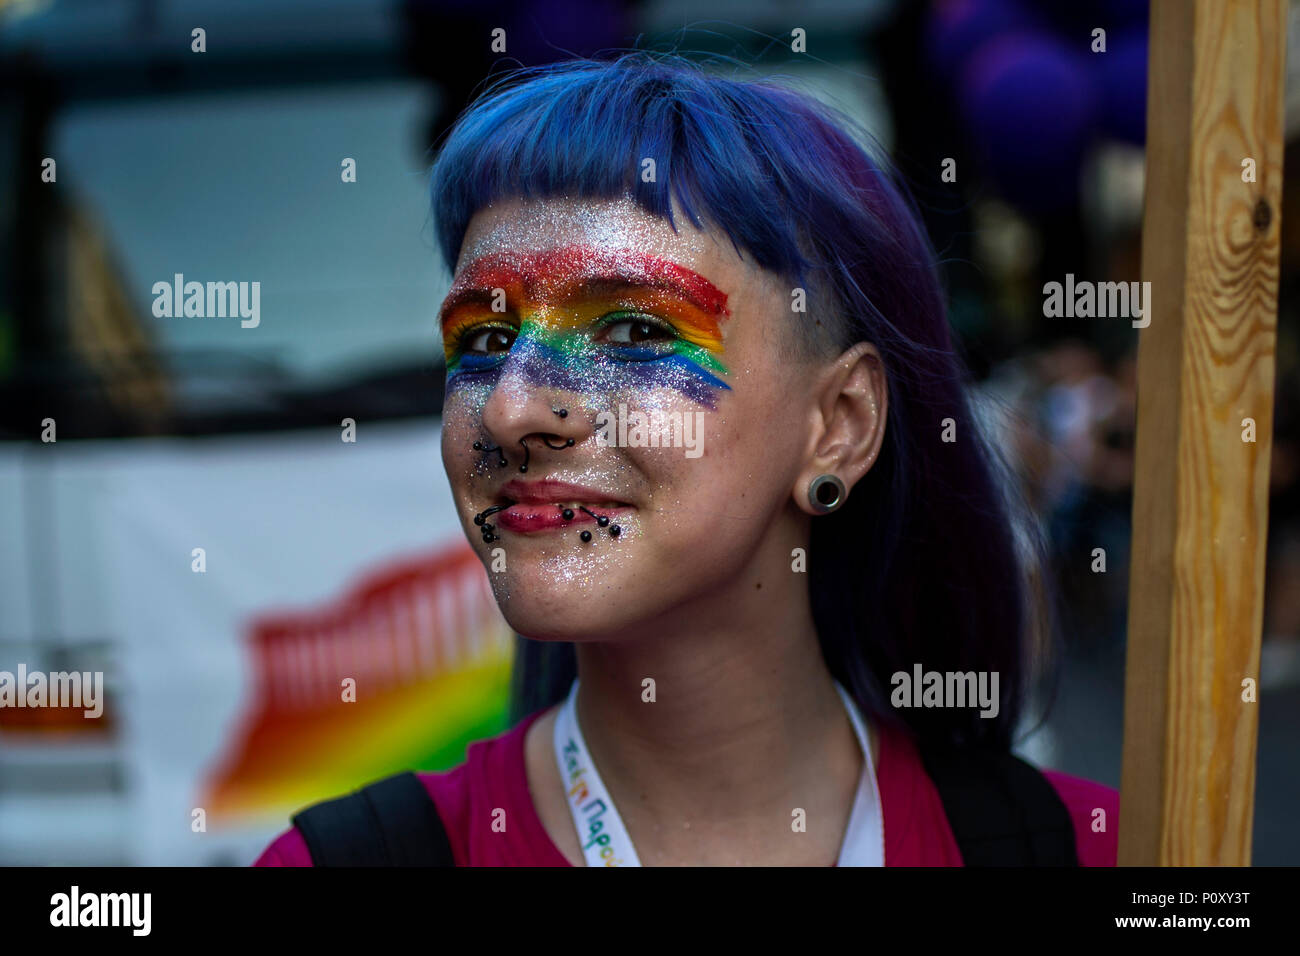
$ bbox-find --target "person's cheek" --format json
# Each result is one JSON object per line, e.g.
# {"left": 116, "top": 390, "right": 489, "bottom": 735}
{"left": 441, "top": 382, "right": 495, "bottom": 499}
{"left": 612, "top": 396, "right": 714, "bottom": 509}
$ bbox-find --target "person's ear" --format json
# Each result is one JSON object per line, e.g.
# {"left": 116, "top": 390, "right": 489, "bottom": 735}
{"left": 792, "top": 342, "right": 887, "bottom": 515}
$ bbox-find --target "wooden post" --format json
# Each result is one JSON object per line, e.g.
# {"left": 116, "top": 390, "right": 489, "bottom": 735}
{"left": 1119, "top": 0, "right": 1287, "bottom": 865}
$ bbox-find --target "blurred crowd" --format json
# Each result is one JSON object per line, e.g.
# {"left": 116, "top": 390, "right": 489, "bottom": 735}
{"left": 877, "top": 0, "right": 1300, "bottom": 679}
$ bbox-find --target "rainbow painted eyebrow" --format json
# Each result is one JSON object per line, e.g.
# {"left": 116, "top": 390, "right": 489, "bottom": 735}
{"left": 439, "top": 246, "right": 731, "bottom": 331}
{"left": 439, "top": 245, "right": 734, "bottom": 408}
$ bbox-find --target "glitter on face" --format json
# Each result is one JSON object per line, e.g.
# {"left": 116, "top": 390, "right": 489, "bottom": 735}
{"left": 440, "top": 246, "right": 732, "bottom": 407}
{"left": 440, "top": 196, "right": 751, "bottom": 606}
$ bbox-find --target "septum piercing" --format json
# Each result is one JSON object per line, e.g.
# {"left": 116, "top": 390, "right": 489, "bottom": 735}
{"left": 473, "top": 431, "right": 572, "bottom": 473}
{"left": 470, "top": 412, "right": 620, "bottom": 544}
{"left": 515, "top": 434, "right": 576, "bottom": 471}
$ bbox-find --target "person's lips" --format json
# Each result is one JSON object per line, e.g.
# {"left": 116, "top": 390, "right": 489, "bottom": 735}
{"left": 493, "top": 478, "right": 632, "bottom": 534}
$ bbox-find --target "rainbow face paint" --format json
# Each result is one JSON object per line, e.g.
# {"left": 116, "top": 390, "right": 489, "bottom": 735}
{"left": 440, "top": 246, "right": 731, "bottom": 408}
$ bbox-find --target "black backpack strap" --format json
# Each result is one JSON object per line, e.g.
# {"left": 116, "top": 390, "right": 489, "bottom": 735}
{"left": 291, "top": 771, "right": 455, "bottom": 867}
{"left": 919, "top": 746, "right": 1080, "bottom": 866}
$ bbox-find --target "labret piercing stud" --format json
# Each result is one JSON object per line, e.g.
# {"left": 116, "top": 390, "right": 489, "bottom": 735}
{"left": 578, "top": 505, "right": 610, "bottom": 528}
{"left": 562, "top": 504, "right": 622, "bottom": 543}
{"left": 473, "top": 503, "right": 509, "bottom": 544}
{"left": 470, "top": 501, "right": 625, "bottom": 546}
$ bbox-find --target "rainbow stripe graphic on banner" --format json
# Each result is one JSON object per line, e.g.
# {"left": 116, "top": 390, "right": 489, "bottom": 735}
{"left": 202, "top": 541, "right": 514, "bottom": 822}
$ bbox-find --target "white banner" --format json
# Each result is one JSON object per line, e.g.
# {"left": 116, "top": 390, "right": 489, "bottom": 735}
{"left": 0, "top": 419, "right": 511, "bottom": 865}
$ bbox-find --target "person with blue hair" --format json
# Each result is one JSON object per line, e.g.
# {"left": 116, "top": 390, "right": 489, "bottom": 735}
{"left": 257, "top": 52, "right": 1117, "bottom": 867}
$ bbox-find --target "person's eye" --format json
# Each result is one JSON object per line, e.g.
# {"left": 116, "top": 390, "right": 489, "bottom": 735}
{"left": 461, "top": 326, "right": 517, "bottom": 355}
{"left": 597, "top": 313, "right": 677, "bottom": 348}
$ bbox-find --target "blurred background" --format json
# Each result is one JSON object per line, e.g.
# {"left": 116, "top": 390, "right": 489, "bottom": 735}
{"left": 0, "top": 0, "right": 1296, "bottom": 865}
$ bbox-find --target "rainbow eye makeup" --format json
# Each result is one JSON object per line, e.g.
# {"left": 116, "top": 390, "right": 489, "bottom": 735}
{"left": 593, "top": 312, "right": 676, "bottom": 348}
{"left": 439, "top": 247, "right": 732, "bottom": 408}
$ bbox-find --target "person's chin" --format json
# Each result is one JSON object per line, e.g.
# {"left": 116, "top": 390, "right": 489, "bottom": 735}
{"left": 490, "top": 570, "right": 646, "bottom": 642}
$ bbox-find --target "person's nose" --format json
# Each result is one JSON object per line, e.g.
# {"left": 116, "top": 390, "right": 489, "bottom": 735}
{"left": 478, "top": 344, "right": 591, "bottom": 474}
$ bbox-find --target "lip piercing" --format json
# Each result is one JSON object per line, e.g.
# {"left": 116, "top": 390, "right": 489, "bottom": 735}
{"left": 578, "top": 505, "right": 609, "bottom": 527}
{"left": 473, "top": 504, "right": 509, "bottom": 525}
{"left": 518, "top": 437, "right": 531, "bottom": 473}
{"left": 472, "top": 440, "right": 508, "bottom": 468}
{"left": 564, "top": 504, "right": 621, "bottom": 542}
{"left": 473, "top": 503, "right": 510, "bottom": 543}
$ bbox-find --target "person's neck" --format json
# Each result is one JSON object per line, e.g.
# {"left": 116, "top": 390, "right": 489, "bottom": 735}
{"left": 569, "top": 557, "right": 866, "bottom": 865}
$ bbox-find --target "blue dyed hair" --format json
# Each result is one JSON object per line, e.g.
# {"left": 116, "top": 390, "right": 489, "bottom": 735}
{"left": 430, "top": 53, "right": 1048, "bottom": 750}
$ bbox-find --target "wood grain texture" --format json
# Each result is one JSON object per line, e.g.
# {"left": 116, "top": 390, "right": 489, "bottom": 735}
{"left": 1119, "top": 0, "right": 1285, "bottom": 865}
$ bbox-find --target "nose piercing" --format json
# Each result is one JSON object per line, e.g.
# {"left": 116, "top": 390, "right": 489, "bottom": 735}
{"left": 517, "top": 434, "right": 575, "bottom": 470}
{"left": 472, "top": 440, "right": 508, "bottom": 468}
{"left": 475, "top": 434, "right": 571, "bottom": 474}
{"left": 547, "top": 407, "right": 574, "bottom": 447}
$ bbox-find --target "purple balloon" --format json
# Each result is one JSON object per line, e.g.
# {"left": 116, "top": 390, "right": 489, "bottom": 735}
{"left": 1093, "top": 28, "right": 1148, "bottom": 145}
{"left": 926, "top": 0, "right": 1041, "bottom": 84}
{"left": 958, "top": 33, "right": 1099, "bottom": 212}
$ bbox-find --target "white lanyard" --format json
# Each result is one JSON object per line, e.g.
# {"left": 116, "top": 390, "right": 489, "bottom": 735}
{"left": 552, "top": 678, "right": 884, "bottom": 866}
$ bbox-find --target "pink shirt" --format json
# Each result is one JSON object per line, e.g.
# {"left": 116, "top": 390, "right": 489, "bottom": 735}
{"left": 254, "top": 708, "right": 1118, "bottom": 866}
